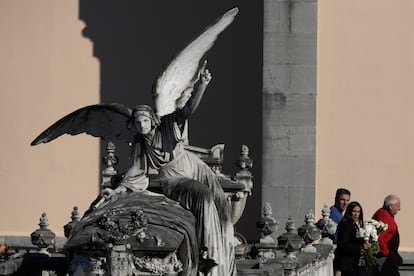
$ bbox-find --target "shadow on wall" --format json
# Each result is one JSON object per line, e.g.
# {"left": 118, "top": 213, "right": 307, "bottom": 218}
{"left": 78, "top": 0, "right": 263, "bottom": 242}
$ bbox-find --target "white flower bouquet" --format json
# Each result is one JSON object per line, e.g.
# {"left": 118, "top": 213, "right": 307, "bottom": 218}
{"left": 356, "top": 219, "right": 388, "bottom": 269}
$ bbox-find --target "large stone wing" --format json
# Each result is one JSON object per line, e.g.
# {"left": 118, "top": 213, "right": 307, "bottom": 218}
{"left": 152, "top": 7, "right": 238, "bottom": 117}
{"left": 31, "top": 103, "right": 134, "bottom": 146}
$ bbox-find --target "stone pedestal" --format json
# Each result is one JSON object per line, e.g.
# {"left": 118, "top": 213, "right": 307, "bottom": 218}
{"left": 30, "top": 213, "right": 56, "bottom": 255}
{"left": 277, "top": 217, "right": 303, "bottom": 260}
{"left": 316, "top": 205, "right": 337, "bottom": 245}
{"left": 298, "top": 210, "right": 320, "bottom": 253}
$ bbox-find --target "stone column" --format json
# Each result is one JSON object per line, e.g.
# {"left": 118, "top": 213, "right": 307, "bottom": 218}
{"left": 263, "top": 0, "right": 317, "bottom": 236}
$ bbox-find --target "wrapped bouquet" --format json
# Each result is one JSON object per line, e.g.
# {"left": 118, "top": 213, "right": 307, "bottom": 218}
{"left": 356, "top": 219, "right": 388, "bottom": 269}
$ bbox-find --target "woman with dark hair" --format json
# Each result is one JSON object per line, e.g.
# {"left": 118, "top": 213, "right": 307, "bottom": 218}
{"left": 336, "top": 201, "right": 372, "bottom": 276}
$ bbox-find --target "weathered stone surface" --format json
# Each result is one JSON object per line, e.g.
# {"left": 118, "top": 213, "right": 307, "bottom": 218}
{"left": 264, "top": 33, "right": 317, "bottom": 65}
{"left": 290, "top": 2, "right": 318, "bottom": 34}
{"left": 263, "top": 126, "right": 315, "bottom": 157}
{"left": 267, "top": 0, "right": 316, "bottom": 2}
{"left": 263, "top": 94, "right": 316, "bottom": 125}
{"left": 264, "top": 1, "right": 317, "bottom": 34}
{"left": 263, "top": 64, "right": 317, "bottom": 95}
{"left": 289, "top": 65, "right": 317, "bottom": 94}
{"left": 263, "top": 2, "right": 291, "bottom": 33}
{"left": 262, "top": 156, "right": 315, "bottom": 188}
{"left": 263, "top": 0, "right": 317, "bottom": 235}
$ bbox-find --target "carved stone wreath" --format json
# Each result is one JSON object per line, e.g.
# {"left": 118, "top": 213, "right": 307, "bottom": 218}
{"left": 97, "top": 208, "right": 150, "bottom": 243}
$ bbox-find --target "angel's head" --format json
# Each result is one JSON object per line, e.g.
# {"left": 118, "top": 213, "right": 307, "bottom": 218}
{"left": 131, "top": 105, "right": 160, "bottom": 135}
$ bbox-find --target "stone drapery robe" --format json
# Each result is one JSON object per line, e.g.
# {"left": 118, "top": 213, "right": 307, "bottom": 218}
{"left": 121, "top": 113, "right": 236, "bottom": 276}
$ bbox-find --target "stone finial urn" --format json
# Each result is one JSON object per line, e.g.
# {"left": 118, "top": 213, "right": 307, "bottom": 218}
{"left": 64, "top": 206, "right": 81, "bottom": 238}
{"left": 315, "top": 204, "right": 337, "bottom": 245}
{"left": 255, "top": 203, "right": 279, "bottom": 261}
{"left": 235, "top": 145, "right": 253, "bottom": 173}
{"left": 226, "top": 145, "right": 254, "bottom": 225}
{"left": 31, "top": 212, "right": 56, "bottom": 254}
{"left": 257, "top": 202, "right": 278, "bottom": 244}
{"left": 103, "top": 142, "right": 118, "bottom": 173}
{"left": 298, "top": 209, "right": 320, "bottom": 252}
{"left": 277, "top": 217, "right": 303, "bottom": 259}
{"left": 101, "top": 141, "right": 119, "bottom": 189}
{"left": 234, "top": 145, "right": 254, "bottom": 195}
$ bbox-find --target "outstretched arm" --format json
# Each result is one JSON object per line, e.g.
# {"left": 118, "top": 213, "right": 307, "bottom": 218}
{"left": 175, "top": 63, "right": 212, "bottom": 123}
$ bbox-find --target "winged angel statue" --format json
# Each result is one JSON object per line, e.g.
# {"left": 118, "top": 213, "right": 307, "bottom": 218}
{"left": 32, "top": 8, "right": 239, "bottom": 276}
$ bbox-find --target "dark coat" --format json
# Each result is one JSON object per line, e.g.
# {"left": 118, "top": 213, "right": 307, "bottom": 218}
{"left": 336, "top": 221, "right": 364, "bottom": 275}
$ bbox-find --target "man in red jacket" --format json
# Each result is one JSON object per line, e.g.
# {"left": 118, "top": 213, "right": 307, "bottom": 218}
{"left": 372, "top": 194, "right": 402, "bottom": 276}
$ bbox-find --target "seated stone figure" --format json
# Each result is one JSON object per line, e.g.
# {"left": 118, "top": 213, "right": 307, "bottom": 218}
{"left": 31, "top": 8, "right": 240, "bottom": 276}
{"left": 90, "top": 102, "right": 236, "bottom": 276}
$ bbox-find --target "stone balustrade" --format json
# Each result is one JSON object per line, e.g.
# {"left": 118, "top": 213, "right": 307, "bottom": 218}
{"left": 6, "top": 203, "right": 414, "bottom": 275}
{"left": 0, "top": 193, "right": 335, "bottom": 276}
{"left": 236, "top": 203, "right": 334, "bottom": 276}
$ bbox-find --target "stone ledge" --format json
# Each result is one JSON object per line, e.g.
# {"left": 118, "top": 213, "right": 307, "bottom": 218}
{"left": 0, "top": 235, "right": 67, "bottom": 250}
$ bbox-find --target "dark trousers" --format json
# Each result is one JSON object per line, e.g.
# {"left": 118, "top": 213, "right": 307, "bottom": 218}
{"left": 372, "top": 253, "right": 402, "bottom": 276}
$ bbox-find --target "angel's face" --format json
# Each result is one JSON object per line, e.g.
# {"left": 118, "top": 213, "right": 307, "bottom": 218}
{"left": 135, "top": 115, "right": 152, "bottom": 135}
